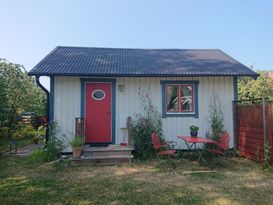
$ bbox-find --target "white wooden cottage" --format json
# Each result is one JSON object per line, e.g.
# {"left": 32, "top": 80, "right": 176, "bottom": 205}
{"left": 29, "top": 47, "right": 258, "bottom": 152}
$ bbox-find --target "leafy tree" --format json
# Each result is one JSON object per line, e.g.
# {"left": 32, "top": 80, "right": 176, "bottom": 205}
{"left": 0, "top": 58, "right": 46, "bottom": 135}
{"left": 0, "top": 68, "right": 8, "bottom": 124}
{"left": 238, "top": 70, "right": 273, "bottom": 101}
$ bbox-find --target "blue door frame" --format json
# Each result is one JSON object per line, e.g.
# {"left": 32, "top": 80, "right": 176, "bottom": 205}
{"left": 80, "top": 78, "right": 116, "bottom": 144}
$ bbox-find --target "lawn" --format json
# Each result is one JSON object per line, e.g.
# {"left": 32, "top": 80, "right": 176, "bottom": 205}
{"left": 0, "top": 155, "right": 273, "bottom": 205}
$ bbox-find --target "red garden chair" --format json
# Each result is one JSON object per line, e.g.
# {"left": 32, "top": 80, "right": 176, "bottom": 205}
{"left": 207, "top": 132, "right": 230, "bottom": 155}
{"left": 151, "top": 132, "right": 177, "bottom": 167}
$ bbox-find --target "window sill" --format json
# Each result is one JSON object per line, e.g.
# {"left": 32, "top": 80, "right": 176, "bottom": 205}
{"left": 162, "top": 113, "right": 198, "bottom": 118}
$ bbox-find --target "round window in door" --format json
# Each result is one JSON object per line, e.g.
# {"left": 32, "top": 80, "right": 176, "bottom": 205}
{"left": 91, "top": 89, "right": 105, "bottom": 100}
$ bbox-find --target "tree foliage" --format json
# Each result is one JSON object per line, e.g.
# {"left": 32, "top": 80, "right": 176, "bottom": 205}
{"left": 0, "top": 58, "right": 46, "bottom": 130}
{"left": 238, "top": 70, "right": 273, "bottom": 101}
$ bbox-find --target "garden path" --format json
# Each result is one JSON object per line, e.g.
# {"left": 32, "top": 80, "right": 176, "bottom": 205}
{"left": 2, "top": 143, "right": 44, "bottom": 156}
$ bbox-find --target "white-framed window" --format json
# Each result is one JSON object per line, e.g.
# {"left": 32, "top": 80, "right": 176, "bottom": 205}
{"left": 161, "top": 81, "right": 199, "bottom": 118}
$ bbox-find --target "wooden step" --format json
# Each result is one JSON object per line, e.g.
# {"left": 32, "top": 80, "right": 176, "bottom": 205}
{"left": 77, "top": 155, "right": 133, "bottom": 160}
{"left": 82, "top": 149, "right": 132, "bottom": 157}
{"left": 83, "top": 150, "right": 132, "bottom": 157}
{"left": 71, "top": 145, "right": 134, "bottom": 166}
{"left": 82, "top": 145, "right": 134, "bottom": 157}
{"left": 82, "top": 145, "right": 134, "bottom": 152}
{"left": 71, "top": 155, "right": 133, "bottom": 166}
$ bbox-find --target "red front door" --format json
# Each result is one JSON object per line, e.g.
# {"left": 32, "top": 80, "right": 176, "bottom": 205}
{"left": 85, "top": 82, "right": 112, "bottom": 143}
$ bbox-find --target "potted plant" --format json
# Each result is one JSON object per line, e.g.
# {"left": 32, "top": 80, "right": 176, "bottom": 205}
{"left": 69, "top": 135, "right": 85, "bottom": 158}
{"left": 189, "top": 125, "right": 199, "bottom": 137}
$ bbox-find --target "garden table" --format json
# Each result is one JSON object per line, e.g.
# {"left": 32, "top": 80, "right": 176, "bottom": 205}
{"left": 177, "top": 136, "right": 217, "bottom": 166}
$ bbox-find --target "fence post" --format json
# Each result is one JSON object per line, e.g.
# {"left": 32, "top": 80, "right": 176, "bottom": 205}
{"left": 263, "top": 98, "right": 268, "bottom": 146}
{"left": 262, "top": 97, "right": 268, "bottom": 165}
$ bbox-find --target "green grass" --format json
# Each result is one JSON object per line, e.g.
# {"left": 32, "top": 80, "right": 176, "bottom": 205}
{"left": 190, "top": 172, "right": 226, "bottom": 180}
{"left": 0, "top": 156, "right": 273, "bottom": 205}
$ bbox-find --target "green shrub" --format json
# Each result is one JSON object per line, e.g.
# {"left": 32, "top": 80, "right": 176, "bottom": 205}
{"left": 132, "top": 88, "right": 163, "bottom": 160}
{"left": 42, "top": 123, "right": 66, "bottom": 162}
{"left": 11, "top": 129, "right": 23, "bottom": 139}
{"left": 264, "top": 142, "right": 271, "bottom": 168}
{"left": 24, "top": 129, "right": 37, "bottom": 138}
{"left": 23, "top": 125, "right": 36, "bottom": 135}
{"left": 27, "top": 148, "right": 44, "bottom": 164}
{"left": 11, "top": 124, "right": 37, "bottom": 139}
{"left": 0, "top": 127, "right": 9, "bottom": 138}
{"left": 28, "top": 123, "right": 66, "bottom": 163}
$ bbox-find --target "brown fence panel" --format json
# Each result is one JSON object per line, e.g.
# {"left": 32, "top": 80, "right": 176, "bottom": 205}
{"left": 236, "top": 103, "right": 273, "bottom": 166}
{"left": 268, "top": 104, "right": 273, "bottom": 166}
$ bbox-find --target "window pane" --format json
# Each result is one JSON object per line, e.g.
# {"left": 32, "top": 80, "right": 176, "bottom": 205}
{"left": 92, "top": 90, "right": 105, "bottom": 100}
{"left": 166, "top": 85, "right": 178, "bottom": 112}
{"left": 181, "top": 85, "right": 193, "bottom": 112}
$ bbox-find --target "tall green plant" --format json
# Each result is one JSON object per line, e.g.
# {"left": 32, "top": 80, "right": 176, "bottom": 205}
{"left": 132, "top": 88, "right": 163, "bottom": 160}
{"left": 42, "top": 123, "right": 66, "bottom": 162}
{"left": 263, "top": 142, "right": 271, "bottom": 168}
{"left": 209, "top": 94, "right": 225, "bottom": 140}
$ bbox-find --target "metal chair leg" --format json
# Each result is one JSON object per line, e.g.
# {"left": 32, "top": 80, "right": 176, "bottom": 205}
{"left": 156, "top": 152, "right": 176, "bottom": 169}
{"left": 197, "top": 149, "right": 210, "bottom": 168}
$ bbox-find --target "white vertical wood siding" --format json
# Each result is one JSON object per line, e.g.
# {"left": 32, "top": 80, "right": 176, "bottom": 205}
{"left": 54, "top": 76, "right": 234, "bottom": 150}
{"left": 54, "top": 77, "right": 81, "bottom": 150}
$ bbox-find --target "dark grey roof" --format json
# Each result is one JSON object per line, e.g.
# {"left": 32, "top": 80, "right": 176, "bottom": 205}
{"left": 29, "top": 46, "right": 258, "bottom": 77}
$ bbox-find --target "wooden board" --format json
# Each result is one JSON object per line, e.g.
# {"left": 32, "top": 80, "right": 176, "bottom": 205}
{"left": 235, "top": 103, "right": 273, "bottom": 166}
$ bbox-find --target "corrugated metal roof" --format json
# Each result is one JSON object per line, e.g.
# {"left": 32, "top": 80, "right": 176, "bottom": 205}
{"left": 28, "top": 46, "right": 258, "bottom": 77}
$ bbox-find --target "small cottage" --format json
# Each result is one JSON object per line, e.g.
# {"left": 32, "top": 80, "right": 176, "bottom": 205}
{"left": 29, "top": 46, "right": 258, "bottom": 151}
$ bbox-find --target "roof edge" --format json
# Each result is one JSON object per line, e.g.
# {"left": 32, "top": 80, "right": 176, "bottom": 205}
{"left": 57, "top": 45, "right": 221, "bottom": 51}
{"left": 217, "top": 50, "right": 256, "bottom": 73}
{"left": 29, "top": 46, "right": 60, "bottom": 74}
{"left": 28, "top": 72, "right": 259, "bottom": 78}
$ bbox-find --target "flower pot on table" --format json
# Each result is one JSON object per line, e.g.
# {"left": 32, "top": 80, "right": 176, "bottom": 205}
{"left": 190, "top": 131, "right": 198, "bottom": 137}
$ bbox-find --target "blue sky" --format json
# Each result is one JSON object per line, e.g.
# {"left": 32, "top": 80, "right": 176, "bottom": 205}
{"left": 1, "top": 0, "right": 273, "bottom": 88}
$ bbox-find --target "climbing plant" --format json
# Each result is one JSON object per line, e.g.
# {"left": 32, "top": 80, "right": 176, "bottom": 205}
{"left": 131, "top": 87, "right": 163, "bottom": 160}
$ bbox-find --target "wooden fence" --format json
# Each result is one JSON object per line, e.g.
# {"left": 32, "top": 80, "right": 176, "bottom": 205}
{"left": 235, "top": 99, "right": 273, "bottom": 166}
